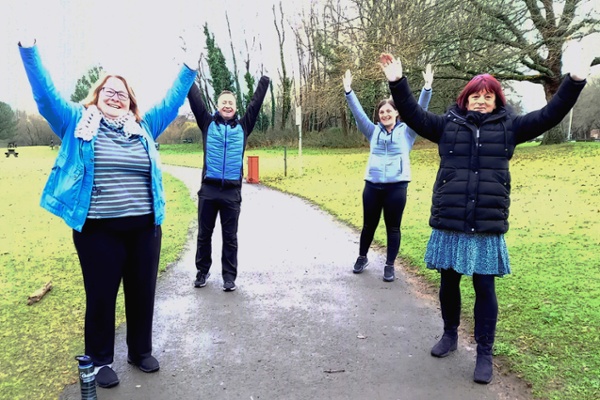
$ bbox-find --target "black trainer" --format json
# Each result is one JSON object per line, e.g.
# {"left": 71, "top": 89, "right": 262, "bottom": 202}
{"left": 353, "top": 256, "right": 369, "bottom": 274}
{"left": 383, "top": 264, "right": 395, "bottom": 282}
{"left": 194, "top": 272, "right": 210, "bottom": 288}
{"left": 223, "top": 281, "right": 236, "bottom": 292}
{"left": 95, "top": 365, "right": 119, "bottom": 388}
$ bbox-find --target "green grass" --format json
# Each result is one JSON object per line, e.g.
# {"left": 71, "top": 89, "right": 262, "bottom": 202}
{"left": 161, "top": 141, "right": 600, "bottom": 400}
{"left": 1, "top": 142, "right": 599, "bottom": 399}
{"left": 0, "top": 146, "right": 196, "bottom": 399}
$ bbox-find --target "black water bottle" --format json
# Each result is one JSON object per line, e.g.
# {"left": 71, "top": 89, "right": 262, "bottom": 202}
{"left": 75, "top": 355, "right": 97, "bottom": 400}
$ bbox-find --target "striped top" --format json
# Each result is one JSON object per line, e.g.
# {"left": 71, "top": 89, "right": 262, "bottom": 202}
{"left": 87, "top": 121, "right": 152, "bottom": 219}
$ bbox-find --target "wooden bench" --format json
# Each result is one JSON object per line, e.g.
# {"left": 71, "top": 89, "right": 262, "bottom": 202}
{"left": 5, "top": 148, "right": 18, "bottom": 157}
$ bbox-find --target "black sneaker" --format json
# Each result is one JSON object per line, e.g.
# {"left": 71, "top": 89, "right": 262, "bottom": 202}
{"left": 383, "top": 265, "right": 395, "bottom": 282}
{"left": 194, "top": 272, "right": 210, "bottom": 288}
{"left": 223, "top": 281, "right": 236, "bottom": 292}
{"left": 95, "top": 365, "right": 119, "bottom": 388}
{"left": 353, "top": 256, "right": 369, "bottom": 274}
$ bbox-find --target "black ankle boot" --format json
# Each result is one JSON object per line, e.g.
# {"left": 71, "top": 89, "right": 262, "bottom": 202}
{"left": 431, "top": 331, "right": 458, "bottom": 357}
{"left": 473, "top": 334, "right": 494, "bottom": 384}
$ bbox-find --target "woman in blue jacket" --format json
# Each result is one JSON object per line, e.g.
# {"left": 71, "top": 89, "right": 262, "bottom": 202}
{"left": 18, "top": 38, "right": 197, "bottom": 388}
{"left": 344, "top": 67, "right": 433, "bottom": 282}
{"left": 380, "top": 51, "right": 588, "bottom": 384}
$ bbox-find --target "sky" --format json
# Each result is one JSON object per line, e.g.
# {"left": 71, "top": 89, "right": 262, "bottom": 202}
{"left": 0, "top": 0, "right": 310, "bottom": 113}
{"left": 1, "top": 0, "right": 599, "bottom": 115}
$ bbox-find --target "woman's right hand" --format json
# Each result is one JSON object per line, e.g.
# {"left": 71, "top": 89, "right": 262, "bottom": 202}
{"left": 343, "top": 70, "right": 352, "bottom": 93}
{"left": 379, "top": 53, "right": 403, "bottom": 82}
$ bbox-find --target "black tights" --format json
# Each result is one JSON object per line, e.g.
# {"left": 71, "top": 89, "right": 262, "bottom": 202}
{"left": 439, "top": 268, "right": 498, "bottom": 338}
{"left": 359, "top": 181, "right": 407, "bottom": 265}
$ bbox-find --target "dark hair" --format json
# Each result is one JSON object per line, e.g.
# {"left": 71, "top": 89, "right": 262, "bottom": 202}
{"left": 456, "top": 74, "right": 506, "bottom": 111}
{"left": 373, "top": 98, "right": 400, "bottom": 123}
{"left": 218, "top": 90, "right": 236, "bottom": 100}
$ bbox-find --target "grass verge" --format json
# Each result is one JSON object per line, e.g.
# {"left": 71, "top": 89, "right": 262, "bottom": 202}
{"left": 0, "top": 146, "right": 196, "bottom": 399}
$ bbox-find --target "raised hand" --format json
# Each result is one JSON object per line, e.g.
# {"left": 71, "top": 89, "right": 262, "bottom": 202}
{"left": 343, "top": 70, "right": 353, "bottom": 93}
{"left": 566, "top": 40, "right": 593, "bottom": 81}
{"left": 422, "top": 63, "right": 434, "bottom": 90}
{"left": 379, "top": 53, "right": 403, "bottom": 82}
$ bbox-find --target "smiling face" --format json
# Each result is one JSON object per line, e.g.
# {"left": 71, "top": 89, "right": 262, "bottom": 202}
{"left": 97, "top": 77, "right": 131, "bottom": 119}
{"left": 467, "top": 90, "right": 497, "bottom": 114}
{"left": 377, "top": 102, "right": 399, "bottom": 130}
{"left": 217, "top": 92, "right": 237, "bottom": 120}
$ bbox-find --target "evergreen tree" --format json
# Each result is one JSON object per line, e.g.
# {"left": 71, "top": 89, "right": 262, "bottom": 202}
{"left": 203, "top": 23, "right": 234, "bottom": 104}
{"left": 70, "top": 65, "right": 103, "bottom": 103}
{"left": 0, "top": 101, "right": 18, "bottom": 141}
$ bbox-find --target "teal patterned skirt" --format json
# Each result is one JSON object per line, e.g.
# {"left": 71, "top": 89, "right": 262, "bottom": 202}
{"left": 424, "top": 229, "right": 511, "bottom": 277}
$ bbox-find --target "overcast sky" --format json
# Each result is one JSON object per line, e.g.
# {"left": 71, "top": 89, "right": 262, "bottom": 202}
{"left": 0, "top": 0, "right": 309, "bottom": 113}
{"left": 1, "top": 0, "right": 598, "bottom": 115}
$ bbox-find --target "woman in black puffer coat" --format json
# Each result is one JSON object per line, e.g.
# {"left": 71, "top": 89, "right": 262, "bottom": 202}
{"left": 379, "top": 52, "right": 588, "bottom": 384}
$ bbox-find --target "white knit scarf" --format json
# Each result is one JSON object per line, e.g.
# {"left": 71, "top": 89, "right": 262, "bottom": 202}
{"left": 75, "top": 105, "right": 144, "bottom": 141}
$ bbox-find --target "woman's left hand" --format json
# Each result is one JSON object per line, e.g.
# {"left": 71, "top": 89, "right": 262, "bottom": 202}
{"left": 567, "top": 41, "right": 593, "bottom": 81}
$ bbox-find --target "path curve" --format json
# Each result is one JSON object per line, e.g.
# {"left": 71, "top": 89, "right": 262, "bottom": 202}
{"left": 60, "top": 165, "right": 531, "bottom": 400}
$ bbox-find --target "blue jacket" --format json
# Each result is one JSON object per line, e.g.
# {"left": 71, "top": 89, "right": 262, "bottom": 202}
{"left": 346, "top": 88, "right": 431, "bottom": 183}
{"left": 19, "top": 44, "right": 197, "bottom": 231}
{"left": 187, "top": 76, "right": 270, "bottom": 188}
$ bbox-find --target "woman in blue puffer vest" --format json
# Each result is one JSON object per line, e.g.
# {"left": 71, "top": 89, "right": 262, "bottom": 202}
{"left": 344, "top": 66, "right": 433, "bottom": 282}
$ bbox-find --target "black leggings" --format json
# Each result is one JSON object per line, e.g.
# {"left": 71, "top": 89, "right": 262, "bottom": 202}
{"left": 439, "top": 268, "right": 498, "bottom": 337}
{"left": 359, "top": 181, "right": 408, "bottom": 265}
{"left": 73, "top": 214, "right": 161, "bottom": 366}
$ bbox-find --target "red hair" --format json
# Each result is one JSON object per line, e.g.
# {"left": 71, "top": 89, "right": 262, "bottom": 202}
{"left": 456, "top": 74, "right": 506, "bottom": 111}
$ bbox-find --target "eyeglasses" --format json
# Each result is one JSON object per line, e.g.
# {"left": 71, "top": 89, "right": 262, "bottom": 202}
{"left": 101, "top": 87, "right": 130, "bottom": 101}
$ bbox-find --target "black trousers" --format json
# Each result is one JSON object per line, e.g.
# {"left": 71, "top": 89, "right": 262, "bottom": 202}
{"left": 359, "top": 180, "right": 408, "bottom": 265}
{"left": 73, "top": 214, "right": 161, "bottom": 366}
{"left": 195, "top": 184, "right": 241, "bottom": 282}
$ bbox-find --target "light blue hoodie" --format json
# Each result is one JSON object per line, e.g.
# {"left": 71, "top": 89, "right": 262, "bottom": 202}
{"left": 346, "top": 88, "right": 431, "bottom": 183}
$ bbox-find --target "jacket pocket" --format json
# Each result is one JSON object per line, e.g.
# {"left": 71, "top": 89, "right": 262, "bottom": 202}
{"left": 48, "top": 155, "right": 84, "bottom": 206}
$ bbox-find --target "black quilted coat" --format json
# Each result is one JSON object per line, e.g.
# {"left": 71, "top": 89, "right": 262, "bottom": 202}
{"left": 389, "top": 75, "right": 586, "bottom": 234}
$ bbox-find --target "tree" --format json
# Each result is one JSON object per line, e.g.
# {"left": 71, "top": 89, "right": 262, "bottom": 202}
{"left": 427, "top": 0, "right": 600, "bottom": 143}
{"left": 273, "top": 2, "right": 292, "bottom": 130}
{"left": 203, "top": 23, "right": 235, "bottom": 104}
{"left": 570, "top": 79, "right": 600, "bottom": 139}
{"left": 71, "top": 65, "right": 103, "bottom": 103}
{"left": 0, "top": 101, "right": 18, "bottom": 141}
{"left": 226, "top": 12, "right": 244, "bottom": 112}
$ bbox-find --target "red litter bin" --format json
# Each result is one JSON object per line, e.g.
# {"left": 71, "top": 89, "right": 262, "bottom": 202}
{"left": 247, "top": 156, "right": 260, "bottom": 183}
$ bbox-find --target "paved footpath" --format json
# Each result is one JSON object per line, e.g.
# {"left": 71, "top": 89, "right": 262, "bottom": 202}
{"left": 60, "top": 165, "right": 531, "bottom": 400}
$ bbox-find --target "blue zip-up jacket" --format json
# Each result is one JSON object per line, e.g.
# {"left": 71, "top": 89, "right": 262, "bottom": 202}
{"left": 187, "top": 77, "right": 270, "bottom": 188}
{"left": 19, "top": 44, "right": 197, "bottom": 232}
{"left": 346, "top": 88, "right": 431, "bottom": 183}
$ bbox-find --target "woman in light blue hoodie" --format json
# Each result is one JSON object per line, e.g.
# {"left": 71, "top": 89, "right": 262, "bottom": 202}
{"left": 344, "top": 66, "right": 433, "bottom": 282}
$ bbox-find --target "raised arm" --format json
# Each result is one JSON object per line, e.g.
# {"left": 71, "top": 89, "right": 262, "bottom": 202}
{"left": 142, "top": 64, "right": 197, "bottom": 139}
{"left": 240, "top": 76, "right": 270, "bottom": 136}
{"left": 381, "top": 53, "right": 445, "bottom": 143}
{"left": 187, "top": 82, "right": 213, "bottom": 133}
{"left": 18, "top": 42, "right": 80, "bottom": 139}
{"left": 343, "top": 70, "right": 377, "bottom": 140}
{"left": 512, "top": 42, "right": 589, "bottom": 144}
